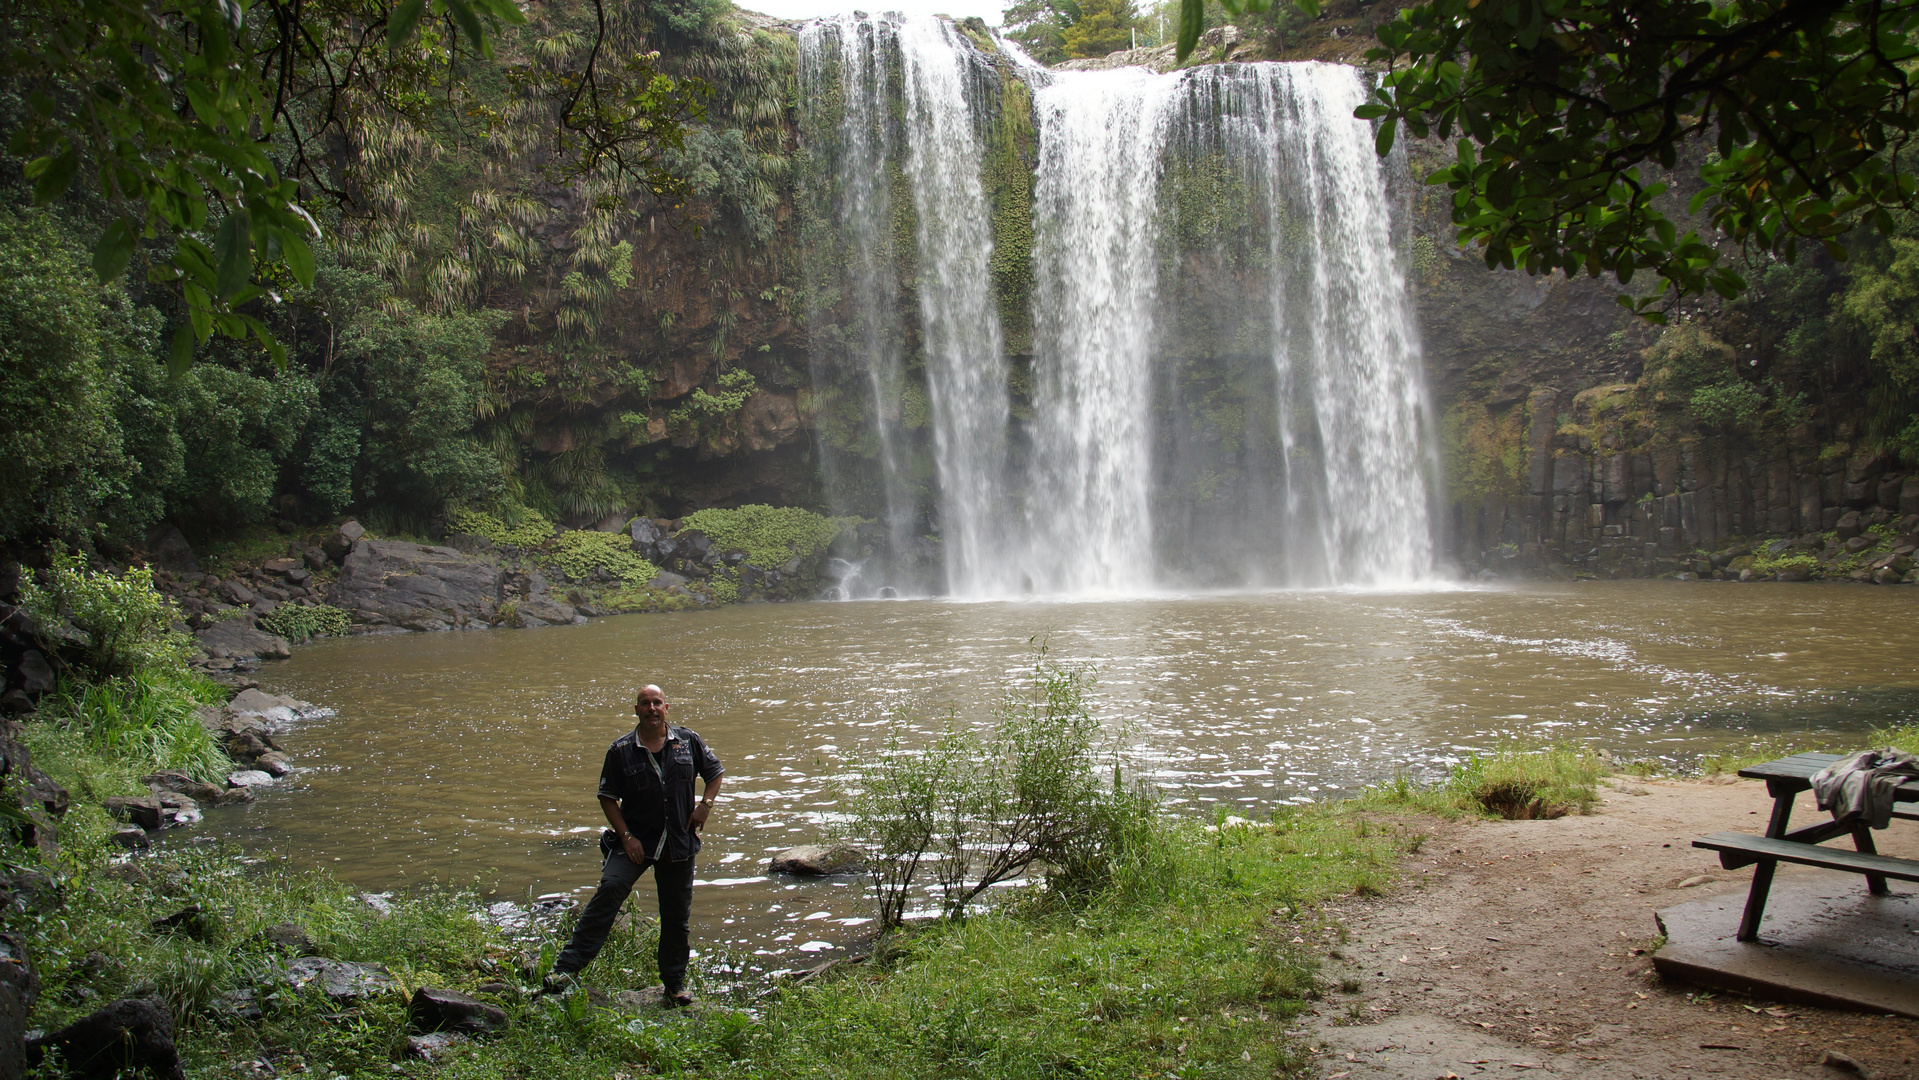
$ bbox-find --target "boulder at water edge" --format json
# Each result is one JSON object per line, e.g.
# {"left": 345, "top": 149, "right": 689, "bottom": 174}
{"left": 328, "top": 540, "right": 504, "bottom": 631}
{"left": 194, "top": 620, "right": 292, "bottom": 661}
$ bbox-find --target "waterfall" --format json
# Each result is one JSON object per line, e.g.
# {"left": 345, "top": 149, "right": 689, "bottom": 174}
{"left": 797, "top": 21, "right": 1437, "bottom": 598}
{"left": 1173, "top": 63, "right": 1435, "bottom": 586}
{"left": 896, "top": 17, "right": 1011, "bottom": 596}
{"left": 1019, "top": 69, "right": 1180, "bottom": 595}
{"left": 796, "top": 15, "right": 917, "bottom": 589}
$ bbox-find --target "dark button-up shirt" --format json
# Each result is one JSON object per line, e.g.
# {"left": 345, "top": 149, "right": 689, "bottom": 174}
{"left": 596, "top": 725, "right": 724, "bottom": 863}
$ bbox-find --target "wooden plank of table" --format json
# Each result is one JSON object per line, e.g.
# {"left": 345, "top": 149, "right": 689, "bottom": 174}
{"left": 1695, "top": 831, "right": 1919, "bottom": 882}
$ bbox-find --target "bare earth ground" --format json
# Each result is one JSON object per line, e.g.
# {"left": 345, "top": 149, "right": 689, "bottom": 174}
{"left": 1296, "top": 778, "right": 1919, "bottom": 1080}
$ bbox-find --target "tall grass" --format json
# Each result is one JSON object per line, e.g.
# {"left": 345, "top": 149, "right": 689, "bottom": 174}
{"left": 23, "top": 671, "right": 230, "bottom": 800}
{"left": 1359, "top": 744, "right": 1603, "bottom": 819}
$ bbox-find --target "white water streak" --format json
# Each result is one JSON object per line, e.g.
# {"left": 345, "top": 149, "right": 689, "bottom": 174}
{"left": 1022, "top": 68, "right": 1180, "bottom": 595}
{"left": 897, "top": 17, "right": 1011, "bottom": 596}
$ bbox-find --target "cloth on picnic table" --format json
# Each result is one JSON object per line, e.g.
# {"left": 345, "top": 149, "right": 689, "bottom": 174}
{"left": 1809, "top": 748, "right": 1919, "bottom": 830}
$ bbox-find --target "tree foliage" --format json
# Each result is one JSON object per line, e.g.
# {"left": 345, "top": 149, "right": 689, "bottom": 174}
{"left": 1062, "top": 0, "right": 1139, "bottom": 58}
{"left": 1351, "top": 0, "right": 1919, "bottom": 319}
{"left": 3, "top": 0, "right": 702, "bottom": 368}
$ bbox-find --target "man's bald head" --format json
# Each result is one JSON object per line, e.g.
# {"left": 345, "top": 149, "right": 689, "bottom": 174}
{"left": 635, "top": 684, "right": 670, "bottom": 729}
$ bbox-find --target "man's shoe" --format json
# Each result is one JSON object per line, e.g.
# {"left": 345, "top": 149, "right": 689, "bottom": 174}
{"left": 663, "top": 986, "right": 693, "bottom": 1008}
{"left": 537, "top": 971, "right": 578, "bottom": 997}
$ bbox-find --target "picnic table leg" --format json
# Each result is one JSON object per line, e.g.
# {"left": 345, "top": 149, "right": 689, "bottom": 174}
{"left": 1737, "top": 859, "right": 1776, "bottom": 942}
{"left": 1849, "top": 823, "right": 1891, "bottom": 895}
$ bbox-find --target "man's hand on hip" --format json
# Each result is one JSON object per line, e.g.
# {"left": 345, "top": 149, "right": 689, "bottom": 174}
{"left": 621, "top": 833, "right": 647, "bottom": 863}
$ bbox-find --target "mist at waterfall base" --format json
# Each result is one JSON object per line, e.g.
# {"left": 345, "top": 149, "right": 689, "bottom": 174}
{"left": 797, "top": 16, "right": 1436, "bottom": 600}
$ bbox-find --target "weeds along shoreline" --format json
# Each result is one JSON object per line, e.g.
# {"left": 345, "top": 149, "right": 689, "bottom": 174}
{"left": 6, "top": 567, "right": 1919, "bottom": 1078}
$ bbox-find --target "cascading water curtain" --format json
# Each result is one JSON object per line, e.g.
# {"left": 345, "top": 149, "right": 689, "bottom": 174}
{"left": 796, "top": 15, "right": 916, "bottom": 592}
{"left": 1190, "top": 62, "right": 1436, "bottom": 587}
{"left": 896, "top": 17, "right": 1013, "bottom": 598}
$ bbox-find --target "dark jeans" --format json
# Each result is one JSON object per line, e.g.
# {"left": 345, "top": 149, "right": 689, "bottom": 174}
{"left": 553, "top": 850, "right": 695, "bottom": 990}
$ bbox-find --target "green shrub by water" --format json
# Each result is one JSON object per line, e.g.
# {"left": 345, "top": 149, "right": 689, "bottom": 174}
{"left": 18, "top": 552, "right": 192, "bottom": 677}
{"left": 447, "top": 507, "right": 558, "bottom": 549}
{"left": 545, "top": 529, "right": 662, "bottom": 583}
{"left": 676, "top": 505, "right": 857, "bottom": 567}
{"left": 256, "top": 604, "right": 354, "bottom": 642}
{"left": 24, "top": 672, "right": 231, "bottom": 796}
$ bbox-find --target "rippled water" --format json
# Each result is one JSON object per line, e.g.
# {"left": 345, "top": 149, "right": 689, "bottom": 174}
{"left": 200, "top": 582, "right": 1919, "bottom": 965}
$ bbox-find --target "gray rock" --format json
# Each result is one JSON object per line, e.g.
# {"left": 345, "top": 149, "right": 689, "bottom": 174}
{"left": 258, "top": 924, "right": 315, "bottom": 955}
{"left": 1843, "top": 534, "right": 1873, "bottom": 554}
{"left": 769, "top": 844, "right": 868, "bottom": 876}
{"left": 15, "top": 652, "right": 52, "bottom": 695}
{"left": 144, "top": 772, "right": 222, "bottom": 804}
{"left": 630, "top": 517, "right": 663, "bottom": 557}
{"left": 328, "top": 540, "right": 504, "bottom": 631}
{"left": 321, "top": 520, "right": 366, "bottom": 562}
{"left": 221, "top": 731, "right": 268, "bottom": 762}
{"left": 228, "top": 688, "right": 309, "bottom": 717}
{"left": 261, "top": 558, "right": 300, "bottom": 577}
{"left": 1776, "top": 565, "right": 1813, "bottom": 582}
{"left": 110, "top": 826, "right": 150, "bottom": 851}
{"left": 650, "top": 571, "right": 690, "bottom": 588}
{"left": 284, "top": 957, "right": 395, "bottom": 1001}
{"left": 302, "top": 546, "right": 330, "bottom": 571}
{"left": 0, "top": 934, "right": 35, "bottom": 1078}
{"left": 194, "top": 621, "right": 292, "bottom": 661}
{"left": 216, "top": 580, "right": 256, "bottom": 607}
{"left": 408, "top": 987, "right": 508, "bottom": 1033}
{"left": 405, "top": 1031, "right": 467, "bottom": 1061}
{"left": 226, "top": 770, "right": 274, "bottom": 788}
{"left": 24, "top": 999, "right": 184, "bottom": 1080}
{"left": 0, "top": 690, "right": 31, "bottom": 715}
{"left": 104, "top": 796, "right": 162, "bottom": 831}
{"left": 1875, "top": 567, "right": 1907, "bottom": 585}
{"left": 1834, "top": 509, "right": 1863, "bottom": 540}
{"left": 144, "top": 525, "right": 200, "bottom": 575}
{"left": 509, "top": 599, "right": 583, "bottom": 628}
{"left": 285, "top": 567, "right": 310, "bottom": 586}
{"left": 252, "top": 751, "right": 292, "bottom": 778}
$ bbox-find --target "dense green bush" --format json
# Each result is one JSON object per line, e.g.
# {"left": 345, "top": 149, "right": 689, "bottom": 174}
{"left": 677, "top": 505, "right": 854, "bottom": 567}
{"left": 0, "top": 210, "right": 178, "bottom": 544}
{"left": 256, "top": 604, "right": 354, "bottom": 642}
{"left": 163, "top": 362, "right": 318, "bottom": 528}
{"left": 545, "top": 530, "right": 662, "bottom": 582}
{"left": 447, "top": 507, "right": 558, "bottom": 549}
{"left": 1689, "top": 378, "right": 1768, "bottom": 433}
{"left": 18, "top": 553, "right": 191, "bottom": 677}
{"left": 33, "top": 673, "right": 230, "bottom": 788}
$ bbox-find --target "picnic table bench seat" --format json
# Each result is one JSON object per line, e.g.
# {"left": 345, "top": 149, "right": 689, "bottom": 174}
{"left": 1690, "top": 751, "right": 1919, "bottom": 942}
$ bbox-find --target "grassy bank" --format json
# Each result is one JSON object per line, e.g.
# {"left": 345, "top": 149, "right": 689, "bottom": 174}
{"left": 7, "top": 760, "right": 1425, "bottom": 1080}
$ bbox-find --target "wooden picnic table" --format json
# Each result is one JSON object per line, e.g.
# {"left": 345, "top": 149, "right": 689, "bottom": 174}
{"left": 1692, "top": 751, "right": 1919, "bottom": 942}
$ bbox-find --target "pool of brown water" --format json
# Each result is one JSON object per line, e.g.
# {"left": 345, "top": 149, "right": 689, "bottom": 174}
{"left": 197, "top": 580, "right": 1919, "bottom": 969}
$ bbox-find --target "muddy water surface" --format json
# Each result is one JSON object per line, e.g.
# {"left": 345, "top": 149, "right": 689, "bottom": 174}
{"left": 200, "top": 581, "right": 1918, "bottom": 966}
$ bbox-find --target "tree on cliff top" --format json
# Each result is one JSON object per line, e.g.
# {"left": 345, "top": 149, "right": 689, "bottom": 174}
{"left": 1062, "top": 0, "right": 1140, "bottom": 58}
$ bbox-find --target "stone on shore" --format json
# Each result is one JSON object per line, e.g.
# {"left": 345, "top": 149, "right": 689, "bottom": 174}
{"left": 227, "top": 770, "right": 275, "bottom": 788}
{"left": 405, "top": 1031, "right": 467, "bottom": 1061}
{"left": 253, "top": 751, "right": 293, "bottom": 777}
{"left": 769, "top": 844, "right": 868, "bottom": 876}
{"left": 194, "top": 621, "right": 293, "bottom": 661}
{"left": 284, "top": 957, "right": 395, "bottom": 1001}
{"left": 328, "top": 540, "right": 504, "bottom": 631}
{"left": 26, "top": 999, "right": 186, "bottom": 1080}
{"left": 408, "top": 987, "right": 508, "bottom": 1033}
{"left": 320, "top": 520, "right": 366, "bottom": 562}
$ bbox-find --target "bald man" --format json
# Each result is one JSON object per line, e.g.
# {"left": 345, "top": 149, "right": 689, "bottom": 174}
{"left": 548, "top": 684, "right": 724, "bottom": 1004}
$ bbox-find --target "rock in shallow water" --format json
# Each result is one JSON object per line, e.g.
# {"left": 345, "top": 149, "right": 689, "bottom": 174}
{"left": 194, "top": 621, "right": 292, "bottom": 661}
{"left": 226, "top": 770, "right": 274, "bottom": 788}
{"left": 768, "top": 844, "right": 868, "bottom": 876}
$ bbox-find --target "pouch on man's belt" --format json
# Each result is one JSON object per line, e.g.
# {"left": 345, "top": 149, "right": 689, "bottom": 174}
{"left": 599, "top": 829, "right": 618, "bottom": 857}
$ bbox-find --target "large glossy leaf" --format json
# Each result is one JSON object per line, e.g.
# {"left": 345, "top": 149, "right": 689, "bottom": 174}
{"left": 92, "top": 218, "right": 136, "bottom": 284}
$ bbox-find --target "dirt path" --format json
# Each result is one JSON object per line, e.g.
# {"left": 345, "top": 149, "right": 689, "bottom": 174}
{"left": 1297, "top": 778, "right": 1919, "bottom": 1079}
